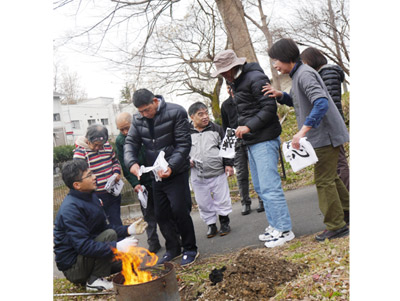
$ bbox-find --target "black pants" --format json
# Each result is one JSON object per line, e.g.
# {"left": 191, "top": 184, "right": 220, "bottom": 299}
{"left": 139, "top": 187, "right": 160, "bottom": 247}
{"left": 97, "top": 192, "right": 122, "bottom": 226}
{"left": 152, "top": 171, "right": 197, "bottom": 254}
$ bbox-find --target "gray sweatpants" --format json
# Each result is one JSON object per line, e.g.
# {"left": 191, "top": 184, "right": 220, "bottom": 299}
{"left": 191, "top": 170, "right": 232, "bottom": 225}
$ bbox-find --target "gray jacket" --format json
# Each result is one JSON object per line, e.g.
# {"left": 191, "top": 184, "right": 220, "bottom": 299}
{"left": 189, "top": 122, "right": 234, "bottom": 179}
{"left": 290, "top": 63, "right": 349, "bottom": 148}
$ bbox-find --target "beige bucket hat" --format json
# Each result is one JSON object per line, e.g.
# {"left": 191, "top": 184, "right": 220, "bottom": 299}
{"left": 211, "top": 49, "right": 246, "bottom": 77}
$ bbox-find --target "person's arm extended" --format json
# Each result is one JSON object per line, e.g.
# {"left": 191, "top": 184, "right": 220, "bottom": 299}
{"left": 262, "top": 83, "right": 293, "bottom": 107}
{"left": 291, "top": 97, "right": 329, "bottom": 149}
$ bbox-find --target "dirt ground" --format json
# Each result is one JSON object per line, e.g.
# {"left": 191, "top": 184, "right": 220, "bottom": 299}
{"left": 178, "top": 247, "right": 307, "bottom": 301}
{"left": 54, "top": 235, "right": 349, "bottom": 300}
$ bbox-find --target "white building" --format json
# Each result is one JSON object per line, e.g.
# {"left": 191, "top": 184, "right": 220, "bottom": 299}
{"left": 53, "top": 92, "right": 137, "bottom": 146}
{"left": 53, "top": 92, "right": 67, "bottom": 146}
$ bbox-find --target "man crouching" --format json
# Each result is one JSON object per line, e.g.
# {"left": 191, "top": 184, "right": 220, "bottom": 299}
{"left": 53, "top": 159, "right": 147, "bottom": 291}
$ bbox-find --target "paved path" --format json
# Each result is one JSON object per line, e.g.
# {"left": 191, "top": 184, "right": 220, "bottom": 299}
{"left": 54, "top": 185, "right": 324, "bottom": 278}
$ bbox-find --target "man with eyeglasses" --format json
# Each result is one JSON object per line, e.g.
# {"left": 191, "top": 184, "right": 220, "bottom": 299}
{"left": 124, "top": 88, "right": 198, "bottom": 266}
{"left": 54, "top": 159, "right": 148, "bottom": 291}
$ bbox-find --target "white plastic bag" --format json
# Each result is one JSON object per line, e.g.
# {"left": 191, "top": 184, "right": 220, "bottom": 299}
{"left": 137, "top": 186, "right": 148, "bottom": 209}
{"left": 138, "top": 151, "right": 169, "bottom": 182}
{"left": 282, "top": 137, "right": 318, "bottom": 172}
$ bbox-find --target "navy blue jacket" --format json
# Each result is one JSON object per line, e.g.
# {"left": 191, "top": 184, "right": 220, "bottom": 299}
{"left": 53, "top": 189, "right": 129, "bottom": 271}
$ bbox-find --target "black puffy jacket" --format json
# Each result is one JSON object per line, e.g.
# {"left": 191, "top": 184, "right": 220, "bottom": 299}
{"left": 318, "top": 64, "right": 345, "bottom": 119}
{"left": 230, "top": 62, "right": 281, "bottom": 145}
{"left": 124, "top": 96, "right": 191, "bottom": 177}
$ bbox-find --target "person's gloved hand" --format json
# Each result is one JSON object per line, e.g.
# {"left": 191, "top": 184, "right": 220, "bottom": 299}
{"left": 128, "top": 217, "right": 148, "bottom": 235}
{"left": 116, "top": 236, "right": 139, "bottom": 253}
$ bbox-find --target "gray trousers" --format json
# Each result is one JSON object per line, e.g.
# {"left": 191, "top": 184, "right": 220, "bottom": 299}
{"left": 63, "top": 229, "right": 121, "bottom": 285}
{"left": 235, "top": 142, "right": 261, "bottom": 205}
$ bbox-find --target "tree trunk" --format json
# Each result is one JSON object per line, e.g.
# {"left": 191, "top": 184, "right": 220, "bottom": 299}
{"left": 215, "top": 0, "right": 258, "bottom": 63}
{"left": 256, "top": 0, "right": 281, "bottom": 90}
{"left": 211, "top": 77, "right": 224, "bottom": 124}
{"left": 327, "top": 0, "right": 346, "bottom": 74}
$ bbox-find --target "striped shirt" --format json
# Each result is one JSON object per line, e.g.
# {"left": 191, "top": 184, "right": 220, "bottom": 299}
{"left": 73, "top": 141, "right": 121, "bottom": 194}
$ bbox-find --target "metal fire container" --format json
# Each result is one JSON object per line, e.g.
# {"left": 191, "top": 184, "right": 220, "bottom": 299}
{"left": 112, "top": 262, "right": 180, "bottom": 301}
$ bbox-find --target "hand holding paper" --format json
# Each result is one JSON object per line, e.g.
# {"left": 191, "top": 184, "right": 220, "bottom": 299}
{"left": 105, "top": 174, "right": 124, "bottom": 196}
{"left": 219, "top": 128, "right": 237, "bottom": 159}
{"left": 137, "top": 151, "right": 169, "bottom": 182}
{"left": 137, "top": 185, "right": 148, "bottom": 209}
{"left": 282, "top": 137, "right": 318, "bottom": 172}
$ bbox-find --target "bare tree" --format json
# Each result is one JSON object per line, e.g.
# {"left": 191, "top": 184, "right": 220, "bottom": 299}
{"left": 243, "top": 0, "right": 282, "bottom": 90}
{"left": 124, "top": 0, "right": 226, "bottom": 120}
{"left": 282, "top": 0, "right": 349, "bottom": 79}
{"left": 120, "top": 82, "right": 134, "bottom": 103}
{"left": 58, "top": 68, "right": 88, "bottom": 104}
{"left": 53, "top": 0, "right": 276, "bottom": 118}
{"left": 214, "top": 0, "right": 258, "bottom": 62}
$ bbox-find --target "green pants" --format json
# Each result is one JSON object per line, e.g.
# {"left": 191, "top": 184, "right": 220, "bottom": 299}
{"left": 314, "top": 145, "right": 349, "bottom": 230}
{"left": 63, "top": 229, "right": 121, "bottom": 285}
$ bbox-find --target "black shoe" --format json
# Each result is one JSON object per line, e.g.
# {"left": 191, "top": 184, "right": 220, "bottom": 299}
{"left": 315, "top": 225, "right": 349, "bottom": 241}
{"left": 207, "top": 224, "right": 218, "bottom": 238}
{"left": 148, "top": 242, "right": 161, "bottom": 253}
{"left": 219, "top": 223, "right": 231, "bottom": 236}
{"left": 157, "top": 250, "right": 181, "bottom": 265}
{"left": 256, "top": 201, "right": 265, "bottom": 213}
{"left": 219, "top": 215, "right": 231, "bottom": 236}
{"left": 241, "top": 204, "right": 251, "bottom": 215}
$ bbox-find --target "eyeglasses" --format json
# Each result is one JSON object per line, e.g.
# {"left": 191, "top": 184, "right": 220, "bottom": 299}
{"left": 138, "top": 105, "right": 153, "bottom": 114}
{"left": 78, "top": 171, "right": 94, "bottom": 181}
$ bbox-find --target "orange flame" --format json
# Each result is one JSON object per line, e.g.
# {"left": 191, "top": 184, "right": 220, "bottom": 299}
{"left": 112, "top": 246, "right": 159, "bottom": 285}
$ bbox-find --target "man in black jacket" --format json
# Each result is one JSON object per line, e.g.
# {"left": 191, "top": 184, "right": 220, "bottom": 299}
{"left": 221, "top": 86, "right": 264, "bottom": 215}
{"left": 212, "top": 49, "right": 294, "bottom": 248}
{"left": 124, "top": 88, "right": 198, "bottom": 266}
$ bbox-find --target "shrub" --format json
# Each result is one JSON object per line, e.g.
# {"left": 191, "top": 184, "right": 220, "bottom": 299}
{"left": 54, "top": 145, "right": 75, "bottom": 164}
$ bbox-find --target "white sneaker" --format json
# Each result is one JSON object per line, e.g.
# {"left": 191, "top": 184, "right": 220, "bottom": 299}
{"left": 258, "top": 225, "right": 275, "bottom": 241}
{"left": 264, "top": 229, "right": 295, "bottom": 248}
{"left": 86, "top": 277, "right": 114, "bottom": 291}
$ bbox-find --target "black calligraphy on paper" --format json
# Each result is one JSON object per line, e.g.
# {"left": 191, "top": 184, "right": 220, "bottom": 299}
{"left": 221, "top": 128, "right": 237, "bottom": 151}
{"left": 285, "top": 140, "right": 311, "bottom": 160}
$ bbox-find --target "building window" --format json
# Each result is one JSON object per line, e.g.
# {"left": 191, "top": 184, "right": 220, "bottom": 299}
{"left": 53, "top": 113, "right": 61, "bottom": 121}
{"left": 88, "top": 119, "right": 96, "bottom": 125}
{"left": 71, "top": 120, "right": 81, "bottom": 129}
{"left": 101, "top": 118, "right": 109, "bottom": 126}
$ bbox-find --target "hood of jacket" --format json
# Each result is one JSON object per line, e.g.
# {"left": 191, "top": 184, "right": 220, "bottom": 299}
{"left": 75, "top": 136, "right": 90, "bottom": 150}
{"left": 319, "top": 64, "right": 345, "bottom": 82}
{"left": 239, "top": 62, "right": 265, "bottom": 78}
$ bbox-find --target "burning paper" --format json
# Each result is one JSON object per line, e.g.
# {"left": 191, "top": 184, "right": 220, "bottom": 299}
{"left": 113, "top": 246, "right": 159, "bottom": 285}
